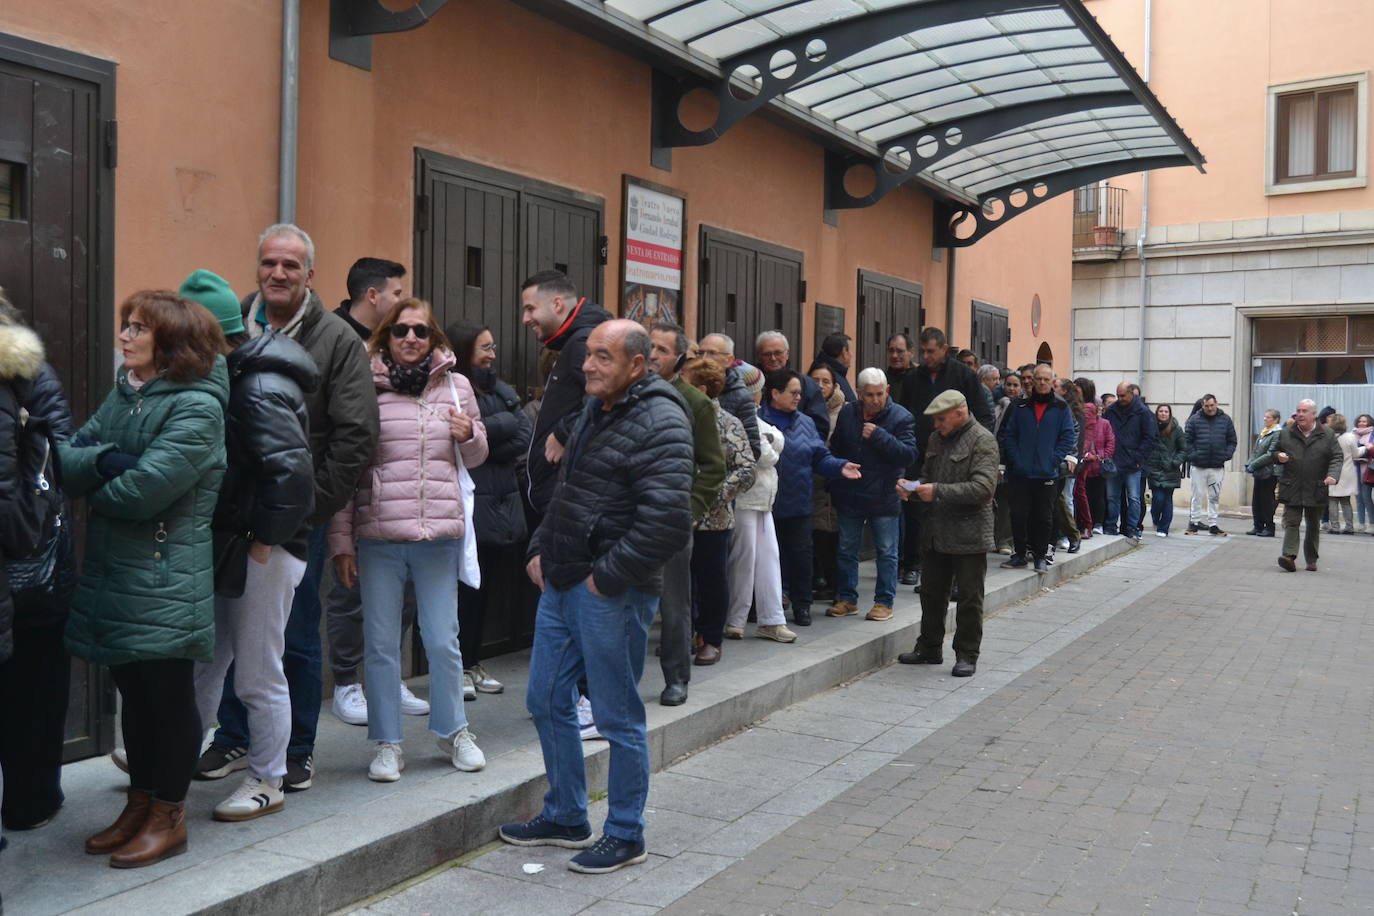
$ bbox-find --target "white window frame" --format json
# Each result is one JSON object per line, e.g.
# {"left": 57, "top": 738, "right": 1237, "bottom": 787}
{"left": 1265, "top": 71, "right": 1368, "bottom": 196}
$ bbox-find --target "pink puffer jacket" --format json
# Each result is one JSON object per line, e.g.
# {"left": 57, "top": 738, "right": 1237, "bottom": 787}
{"left": 329, "top": 348, "right": 487, "bottom": 556}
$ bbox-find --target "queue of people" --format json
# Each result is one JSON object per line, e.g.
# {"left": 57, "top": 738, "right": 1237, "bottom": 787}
{"left": 0, "top": 223, "right": 1346, "bottom": 879}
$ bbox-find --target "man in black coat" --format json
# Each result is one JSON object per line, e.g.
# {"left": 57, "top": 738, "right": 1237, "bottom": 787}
{"left": 1183, "top": 394, "right": 1237, "bottom": 536}
{"left": 502, "top": 319, "right": 693, "bottom": 875}
{"left": 699, "top": 332, "right": 760, "bottom": 459}
{"left": 756, "top": 330, "right": 831, "bottom": 440}
{"left": 521, "top": 270, "right": 613, "bottom": 516}
{"left": 1275, "top": 398, "right": 1342, "bottom": 572}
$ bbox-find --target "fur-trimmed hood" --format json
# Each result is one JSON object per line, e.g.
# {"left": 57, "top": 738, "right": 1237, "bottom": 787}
{"left": 0, "top": 323, "right": 44, "bottom": 382}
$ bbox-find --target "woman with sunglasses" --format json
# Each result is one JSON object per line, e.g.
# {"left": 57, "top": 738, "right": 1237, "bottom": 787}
{"left": 445, "top": 319, "right": 531, "bottom": 698}
{"left": 329, "top": 299, "right": 489, "bottom": 782}
{"left": 62, "top": 290, "right": 228, "bottom": 867}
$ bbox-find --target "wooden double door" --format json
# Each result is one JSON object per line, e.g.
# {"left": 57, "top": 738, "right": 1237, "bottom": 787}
{"left": 0, "top": 33, "right": 115, "bottom": 761}
{"left": 856, "top": 270, "right": 923, "bottom": 373}
{"left": 698, "top": 226, "right": 804, "bottom": 364}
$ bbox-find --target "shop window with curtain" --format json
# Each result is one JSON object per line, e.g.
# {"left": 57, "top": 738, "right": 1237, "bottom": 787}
{"left": 1252, "top": 315, "right": 1374, "bottom": 383}
{"left": 1267, "top": 74, "right": 1368, "bottom": 194}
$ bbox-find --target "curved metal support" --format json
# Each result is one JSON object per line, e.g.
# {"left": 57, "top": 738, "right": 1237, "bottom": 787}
{"left": 827, "top": 91, "right": 1140, "bottom": 210}
{"left": 330, "top": 0, "right": 449, "bottom": 70}
{"left": 936, "top": 154, "right": 1192, "bottom": 248}
{"left": 655, "top": 0, "right": 1052, "bottom": 147}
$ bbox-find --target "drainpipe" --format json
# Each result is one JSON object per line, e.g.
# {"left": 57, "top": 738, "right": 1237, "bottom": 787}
{"left": 278, "top": 0, "right": 301, "bottom": 223}
{"left": 945, "top": 245, "right": 956, "bottom": 338}
{"left": 1135, "top": 0, "right": 1152, "bottom": 378}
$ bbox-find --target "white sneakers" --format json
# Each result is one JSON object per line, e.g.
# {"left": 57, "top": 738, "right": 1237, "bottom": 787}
{"left": 576, "top": 695, "right": 602, "bottom": 741}
{"left": 437, "top": 729, "right": 486, "bottom": 771}
{"left": 369, "top": 742, "right": 405, "bottom": 782}
{"left": 337, "top": 682, "right": 430, "bottom": 722}
{"left": 333, "top": 683, "right": 368, "bottom": 725}
{"left": 214, "top": 775, "right": 286, "bottom": 821}
{"left": 400, "top": 683, "right": 431, "bottom": 716}
{"left": 466, "top": 664, "right": 504, "bottom": 694}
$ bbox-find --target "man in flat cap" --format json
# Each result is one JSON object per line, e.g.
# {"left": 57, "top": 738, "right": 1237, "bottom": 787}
{"left": 895, "top": 390, "right": 999, "bottom": 676}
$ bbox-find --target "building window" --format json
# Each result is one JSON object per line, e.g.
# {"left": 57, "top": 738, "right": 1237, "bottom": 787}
{"left": 1266, "top": 73, "right": 1368, "bottom": 196}
{"left": 1253, "top": 315, "right": 1374, "bottom": 384}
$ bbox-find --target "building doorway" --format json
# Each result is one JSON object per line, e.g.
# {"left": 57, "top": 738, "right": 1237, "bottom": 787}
{"left": 1036, "top": 341, "right": 1054, "bottom": 366}
{"left": 412, "top": 150, "right": 604, "bottom": 659}
{"left": 857, "top": 270, "right": 923, "bottom": 373}
{"left": 698, "top": 226, "right": 804, "bottom": 364}
{"left": 0, "top": 32, "right": 116, "bottom": 762}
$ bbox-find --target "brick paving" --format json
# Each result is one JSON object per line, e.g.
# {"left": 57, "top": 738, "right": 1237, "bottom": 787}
{"left": 661, "top": 533, "right": 1374, "bottom": 915}
{"left": 357, "top": 530, "right": 1374, "bottom": 915}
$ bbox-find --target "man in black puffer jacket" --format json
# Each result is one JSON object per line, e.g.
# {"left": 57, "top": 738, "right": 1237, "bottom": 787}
{"left": 502, "top": 319, "right": 692, "bottom": 875}
{"left": 520, "top": 270, "right": 613, "bottom": 516}
{"left": 181, "top": 269, "right": 320, "bottom": 822}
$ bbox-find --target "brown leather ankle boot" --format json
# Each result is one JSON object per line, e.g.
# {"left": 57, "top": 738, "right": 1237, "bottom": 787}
{"left": 109, "top": 798, "right": 187, "bottom": 868}
{"left": 85, "top": 787, "right": 154, "bottom": 854}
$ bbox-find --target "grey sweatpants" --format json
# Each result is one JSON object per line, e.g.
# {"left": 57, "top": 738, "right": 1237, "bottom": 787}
{"left": 194, "top": 547, "right": 307, "bottom": 782}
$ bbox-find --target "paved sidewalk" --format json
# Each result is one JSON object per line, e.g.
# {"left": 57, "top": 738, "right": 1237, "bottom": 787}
{"left": 349, "top": 530, "right": 1315, "bottom": 914}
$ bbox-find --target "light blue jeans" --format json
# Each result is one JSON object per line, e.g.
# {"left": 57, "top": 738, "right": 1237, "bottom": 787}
{"left": 358, "top": 538, "right": 468, "bottom": 744}
{"left": 835, "top": 513, "right": 900, "bottom": 607}
{"left": 526, "top": 580, "right": 658, "bottom": 842}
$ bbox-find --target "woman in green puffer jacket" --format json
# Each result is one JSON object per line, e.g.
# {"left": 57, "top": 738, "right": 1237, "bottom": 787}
{"left": 61, "top": 290, "right": 227, "bottom": 869}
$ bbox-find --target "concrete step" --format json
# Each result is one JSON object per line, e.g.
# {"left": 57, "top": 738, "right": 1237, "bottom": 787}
{"left": 3, "top": 535, "right": 1136, "bottom": 916}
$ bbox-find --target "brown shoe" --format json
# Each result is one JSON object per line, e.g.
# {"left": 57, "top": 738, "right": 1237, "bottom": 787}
{"left": 1306, "top": 563, "right": 1318, "bottom": 572}
{"left": 825, "top": 601, "right": 858, "bottom": 617}
{"left": 1277, "top": 555, "right": 1296, "bottom": 572}
{"left": 109, "top": 798, "right": 187, "bottom": 869}
{"left": 865, "top": 603, "right": 894, "bottom": 621}
{"left": 693, "top": 644, "right": 721, "bottom": 666}
{"left": 85, "top": 787, "right": 153, "bottom": 854}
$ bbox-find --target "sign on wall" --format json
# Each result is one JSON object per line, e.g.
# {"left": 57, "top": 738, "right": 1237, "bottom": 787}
{"left": 621, "top": 176, "right": 687, "bottom": 328}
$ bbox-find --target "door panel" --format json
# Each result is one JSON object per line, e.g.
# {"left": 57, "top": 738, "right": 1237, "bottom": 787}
{"left": 414, "top": 151, "right": 603, "bottom": 659}
{"left": 858, "top": 270, "right": 923, "bottom": 373}
{"left": 971, "top": 300, "right": 1009, "bottom": 367}
{"left": 0, "top": 43, "right": 110, "bottom": 762}
{"left": 700, "top": 227, "right": 803, "bottom": 364}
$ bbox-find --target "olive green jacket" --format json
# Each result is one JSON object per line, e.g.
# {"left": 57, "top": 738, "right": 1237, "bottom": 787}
{"left": 1276, "top": 423, "right": 1342, "bottom": 509}
{"left": 918, "top": 419, "right": 1000, "bottom": 555}
{"left": 63, "top": 359, "right": 228, "bottom": 665}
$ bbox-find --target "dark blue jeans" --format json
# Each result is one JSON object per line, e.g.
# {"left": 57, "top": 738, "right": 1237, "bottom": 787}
{"left": 1150, "top": 485, "right": 1176, "bottom": 534}
{"left": 526, "top": 581, "right": 658, "bottom": 842}
{"left": 214, "top": 526, "right": 326, "bottom": 757}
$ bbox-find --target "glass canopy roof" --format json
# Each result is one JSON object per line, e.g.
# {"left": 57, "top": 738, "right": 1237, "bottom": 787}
{"left": 561, "top": 0, "right": 1203, "bottom": 221}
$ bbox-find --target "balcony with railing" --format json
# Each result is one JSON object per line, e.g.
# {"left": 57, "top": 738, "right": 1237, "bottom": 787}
{"left": 1072, "top": 183, "right": 1127, "bottom": 260}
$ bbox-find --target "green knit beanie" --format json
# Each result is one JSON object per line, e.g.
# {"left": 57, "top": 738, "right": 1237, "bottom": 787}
{"left": 179, "top": 269, "right": 245, "bottom": 337}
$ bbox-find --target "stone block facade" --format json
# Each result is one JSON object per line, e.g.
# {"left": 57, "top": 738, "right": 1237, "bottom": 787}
{"left": 1072, "top": 209, "right": 1374, "bottom": 511}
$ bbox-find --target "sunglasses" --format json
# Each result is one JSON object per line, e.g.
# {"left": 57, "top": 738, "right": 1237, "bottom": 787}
{"left": 389, "top": 323, "right": 432, "bottom": 340}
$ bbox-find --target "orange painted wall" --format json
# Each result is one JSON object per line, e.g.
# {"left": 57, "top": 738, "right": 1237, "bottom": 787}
{"left": 2, "top": 0, "right": 1070, "bottom": 364}
{"left": 0, "top": 1, "right": 281, "bottom": 299}
{"left": 1081, "top": 0, "right": 1374, "bottom": 227}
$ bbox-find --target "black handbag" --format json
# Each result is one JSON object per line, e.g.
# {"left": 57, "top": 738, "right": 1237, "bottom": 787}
{"left": 7, "top": 511, "right": 69, "bottom": 596}
{"left": 213, "top": 530, "right": 250, "bottom": 598}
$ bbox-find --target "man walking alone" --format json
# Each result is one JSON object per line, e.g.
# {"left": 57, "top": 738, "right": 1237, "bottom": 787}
{"left": 1275, "top": 399, "right": 1341, "bottom": 572}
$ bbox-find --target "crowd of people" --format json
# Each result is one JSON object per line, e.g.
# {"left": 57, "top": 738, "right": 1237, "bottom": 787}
{"left": 0, "top": 222, "right": 1357, "bottom": 877}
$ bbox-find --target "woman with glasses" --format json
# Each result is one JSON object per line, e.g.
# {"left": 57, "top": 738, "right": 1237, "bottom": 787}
{"left": 445, "top": 320, "right": 531, "bottom": 698}
{"left": 759, "top": 369, "right": 860, "bottom": 628}
{"left": 329, "top": 299, "right": 488, "bottom": 782}
{"left": 62, "top": 290, "right": 228, "bottom": 867}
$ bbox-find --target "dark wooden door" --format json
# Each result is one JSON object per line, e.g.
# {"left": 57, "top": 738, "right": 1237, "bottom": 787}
{"left": 858, "top": 270, "right": 923, "bottom": 373}
{"left": 0, "top": 39, "right": 114, "bottom": 763}
{"left": 699, "top": 227, "right": 803, "bottom": 363}
{"left": 971, "top": 300, "right": 1010, "bottom": 367}
{"left": 413, "top": 151, "right": 603, "bottom": 659}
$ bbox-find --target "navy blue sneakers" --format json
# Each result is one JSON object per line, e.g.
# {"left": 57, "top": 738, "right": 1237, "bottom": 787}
{"left": 498, "top": 815, "right": 594, "bottom": 848}
{"left": 568, "top": 834, "right": 649, "bottom": 874}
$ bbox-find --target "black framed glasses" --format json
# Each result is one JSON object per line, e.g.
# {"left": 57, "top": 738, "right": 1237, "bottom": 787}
{"left": 120, "top": 321, "right": 150, "bottom": 337}
{"left": 389, "top": 323, "right": 432, "bottom": 340}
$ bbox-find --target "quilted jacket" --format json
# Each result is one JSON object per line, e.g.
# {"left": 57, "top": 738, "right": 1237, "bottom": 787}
{"left": 736, "top": 419, "right": 783, "bottom": 513}
{"left": 62, "top": 358, "right": 228, "bottom": 665}
{"left": 827, "top": 397, "right": 919, "bottom": 519}
{"left": 528, "top": 374, "right": 694, "bottom": 596}
{"left": 758, "top": 403, "right": 849, "bottom": 519}
{"left": 916, "top": 418, "right": 999, "bottom": 555}
{"left": 699, "top": 403, "right": 756, "bottom": 532}
{"left": 329, "top": 348, "right": 488, "bottom": 555}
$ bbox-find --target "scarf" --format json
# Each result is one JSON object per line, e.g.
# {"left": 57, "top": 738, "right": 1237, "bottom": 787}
{"left": 1259, "top": 420, "right": 1280, "bottom": 437}
{"left": 385, "top": 353, "right": 433, "bottom": 397}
